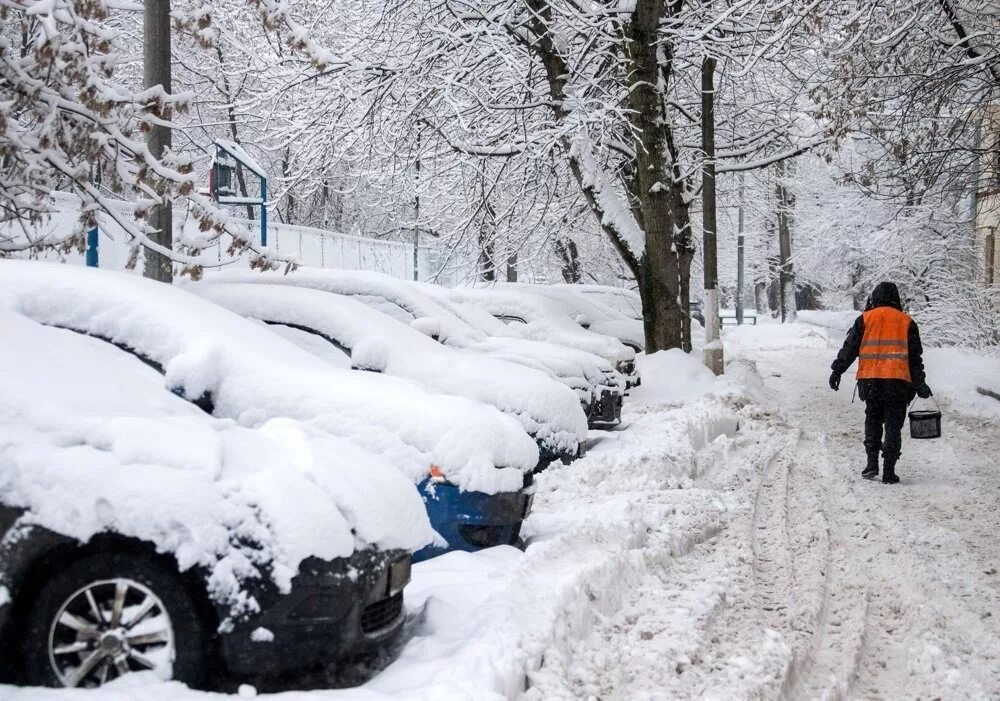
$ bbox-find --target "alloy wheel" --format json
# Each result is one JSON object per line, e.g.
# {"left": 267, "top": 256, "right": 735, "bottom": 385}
{"left": 47, "top": 578, "right": 175, "bottom": 688}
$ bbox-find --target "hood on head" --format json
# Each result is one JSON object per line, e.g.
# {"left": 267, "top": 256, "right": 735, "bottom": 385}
{"left": 866, "top": 282, "right": 903, "bottom": 311}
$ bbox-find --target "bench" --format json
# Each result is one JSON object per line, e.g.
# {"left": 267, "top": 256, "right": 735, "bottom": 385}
{"left": 720, "top": 311, "right": 757, "bottom": 326}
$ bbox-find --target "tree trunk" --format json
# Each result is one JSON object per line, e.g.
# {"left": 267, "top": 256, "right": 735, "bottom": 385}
{"left": 754, "top": 281, "right": 768, "bottom": 315}
{"left": 143, "top": 0, "right": 172, "bottom": 282}
{"left": 775, "top": 160, "right": 797, "bottom": 322}
{"left": 556, "top": 238, "right": 581, "bottom": 283}
{"left": 506, "top": 251, "right": 518, "bottom": 282}
{"left": 626, "top": 3, "right": 684, "bottom": 352}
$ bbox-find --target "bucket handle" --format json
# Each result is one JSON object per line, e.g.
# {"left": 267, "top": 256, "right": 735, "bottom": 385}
{"left": 909, "top": 395, "right": 941, "bottom": 412}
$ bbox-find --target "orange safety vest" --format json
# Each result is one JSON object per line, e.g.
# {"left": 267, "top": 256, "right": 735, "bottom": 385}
{"left": 856, "top": 307, "right": 912, "bottom": 382}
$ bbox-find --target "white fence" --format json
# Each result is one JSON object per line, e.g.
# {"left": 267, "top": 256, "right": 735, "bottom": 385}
{"left": 7, "top": 193, "right": 447, "bottom": 283}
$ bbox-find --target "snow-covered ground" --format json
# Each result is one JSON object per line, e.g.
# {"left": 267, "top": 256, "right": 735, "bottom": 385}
{"left": 5, "top": 314, "right": 999, "bottom": 700}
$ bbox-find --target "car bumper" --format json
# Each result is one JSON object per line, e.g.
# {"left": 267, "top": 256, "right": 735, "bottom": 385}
{"left": 413, "top": 474, "right": 534, "bottom": 562}
{"left": 219, "top": 549, "right": 411, "bottom": 676}
{"left": 587, "top": 389, "right": 623, "bottom": 427}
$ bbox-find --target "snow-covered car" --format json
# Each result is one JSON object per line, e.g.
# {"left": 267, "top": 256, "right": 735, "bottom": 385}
{"left": 414, "top": 283, "right": 628, "bottom": 428}
{"left": 188, "top": 282, "right": 587, "bottom": 469}
{"left": 450, "top": 286, "right": 639, "bottom": 400}
{"left": 558, "top": 284, "right": 643, "bottom": 323}
{"left": 525, "top": 283, "right": 645, "bottom": 354}
{"left": 203, "top": 268, "right": 625, "bottom": 429}
{"left": 0, "top": 308, "right": 429, "bottom": 688}
{"left": 0, "top": 262, "right": 540, "bottom": 562}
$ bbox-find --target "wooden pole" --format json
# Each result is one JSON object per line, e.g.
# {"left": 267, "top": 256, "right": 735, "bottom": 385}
{"left": 701, "top": 54, "right": 724, "bottom": 374}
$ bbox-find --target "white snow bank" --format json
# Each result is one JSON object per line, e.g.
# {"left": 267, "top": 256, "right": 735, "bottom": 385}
{"left": 0, "top": 311, "right": 434, "bottom": 614}
{"left": 0, "top": 262, "right": 538, "bottom": 494}
{"left": 924, "top": 348, "right": 1000, "bottom": 420}
{"left": 187, "top": 283, "right": 587, "bottom": 456}
{"left": 797, "top": 309, "right": 858, "bottom": 332}
{"left": 629, "top": 349, "right": 718, "bottom": 405}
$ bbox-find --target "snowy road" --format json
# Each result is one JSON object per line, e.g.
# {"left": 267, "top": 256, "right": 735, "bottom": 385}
{"left": 4, "top": 321, "right": 998, "bottom": 701}
{"left": 529, "top": 322, "right": 1000, "bottom": 700}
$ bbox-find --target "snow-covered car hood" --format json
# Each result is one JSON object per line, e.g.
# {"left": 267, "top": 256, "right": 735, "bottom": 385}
{"left": 0, "top": 262, "right": 539, "bottom": 494}
{"left": 0, "top": 310, "right": 435, "bottom": 615}
{"left": 187, "top": 283, "right": 587, "bottom": 458}
{"left": 448, "top": 287, "right": 635, "bottom": 366}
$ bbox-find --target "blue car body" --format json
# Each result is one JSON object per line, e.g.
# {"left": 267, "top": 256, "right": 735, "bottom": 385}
{"left": 412, "top": 475, "right": 534, "bottom": 563}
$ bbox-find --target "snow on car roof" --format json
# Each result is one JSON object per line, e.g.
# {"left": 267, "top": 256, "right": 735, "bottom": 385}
{"left": 208, "top": 267, "right": 486, "bottom": 346}
{"left": 519, "top": 284, "right": 646, "bottom": 351}
{"left": 558, "top": 284, "right": 643, "bottom": 321}
{"left": 450, "top": 286, "right": 635, "bottom": 364}
{"left": 188, "top": 283, "right": 587, "bottom": 456}
{"left": 0, "top": 309, "right": 434, "bottom": 614}
{"left": 0, "top": 262, "right": 538, "bottom": 494}
{"left": 417, "top": 283, "right": 626, "bottom": 393}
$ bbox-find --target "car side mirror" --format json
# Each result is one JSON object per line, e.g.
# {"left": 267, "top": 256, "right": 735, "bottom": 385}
{"left": 350, "top": 338, "right": 389, "bottom": 372}
{"left": 409, "top": 317, "right": 442, "bottom": 341}
{"left": 574, "top": 314, "right": 591, "bottom": 329}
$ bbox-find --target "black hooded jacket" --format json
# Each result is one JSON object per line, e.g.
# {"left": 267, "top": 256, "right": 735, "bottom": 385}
{"left": 831, "top": 282, "right": 926, "bottom": 402}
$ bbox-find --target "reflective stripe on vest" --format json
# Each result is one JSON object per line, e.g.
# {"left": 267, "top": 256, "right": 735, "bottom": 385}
{"left": 856, "top": 307, "right": 912, "bottom": 382}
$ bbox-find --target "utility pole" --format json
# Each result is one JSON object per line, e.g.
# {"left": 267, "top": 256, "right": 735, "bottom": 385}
{"left": 736, "top": 172, "right": 745, "bottom": 326}
{"left": 143, "top": 0, "right": 172, "bottom": 282}
{"left": 701, "top": 54, "right": 724, "bottom": 374}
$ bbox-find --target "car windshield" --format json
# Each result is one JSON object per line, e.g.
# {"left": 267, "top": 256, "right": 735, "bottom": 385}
{"left": 266, "top": 322, "right": 353, "bottom": 370}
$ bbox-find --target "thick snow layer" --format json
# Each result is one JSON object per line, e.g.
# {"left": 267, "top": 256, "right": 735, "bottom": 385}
{"left": 501, "top": 282, "right": 645, "bottom": 351}
{"left": 187, "top": 283, "right": 587, "bottom": 456}
{"left": 558, "top": 283, "right": 643, "bottom": 321}
{"left": 416, "top": 283, "right": 626, "bottom": 400}
{"left": 629, "top": 349, "right": 719, "bottom": 405}
{"left": 449, "top": 286, "right": 634, "bottom": 365}
{"left": 0, "top": 262, "right": 538, "bottom": 493}
{"left": 206, "top": 267, "right": 625, "bottom": 404}
{"left": 0, "top": 310, "right": 434, "bottom": 613}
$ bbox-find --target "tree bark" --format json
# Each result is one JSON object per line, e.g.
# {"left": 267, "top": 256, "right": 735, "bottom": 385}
{"left": 143, "top": 0, "right": 172, "bottom": 282}
{"left": 775, "top": 160, "right": 797, "bottom": 322}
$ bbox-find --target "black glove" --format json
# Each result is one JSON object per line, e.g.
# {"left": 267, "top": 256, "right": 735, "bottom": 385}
{"left": 916, "top": 382, "right": 932, "bottom": 399}
{"left": 829, "top": 372, "right": 841, "bottom": 391}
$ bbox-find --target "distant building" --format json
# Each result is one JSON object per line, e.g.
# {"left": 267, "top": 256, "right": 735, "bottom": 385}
{"left": 976, "top": 107, "right": 1000, "bottom": 286}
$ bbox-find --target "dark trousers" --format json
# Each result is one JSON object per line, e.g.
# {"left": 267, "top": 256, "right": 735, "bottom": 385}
{"left": 864, "top": 400, "right": 907, "bottom": 460}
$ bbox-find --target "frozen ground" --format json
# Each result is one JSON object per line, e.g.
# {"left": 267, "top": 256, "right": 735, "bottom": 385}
{"left": 4, "top": 315, "right": 999, "bottom": 700}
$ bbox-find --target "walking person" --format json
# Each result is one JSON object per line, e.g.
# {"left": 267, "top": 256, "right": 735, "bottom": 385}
{"left": 828, "top": 282, "right": 932, "bottom": 484}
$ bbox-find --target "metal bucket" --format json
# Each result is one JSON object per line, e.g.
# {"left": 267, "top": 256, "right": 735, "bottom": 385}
{"left": 909, "top": 399, "right": 942, "bottom": 440}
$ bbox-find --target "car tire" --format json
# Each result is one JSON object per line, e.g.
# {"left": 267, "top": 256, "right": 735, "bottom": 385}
{"left": 21, "top": 551, "right": 209, "bottom": 689}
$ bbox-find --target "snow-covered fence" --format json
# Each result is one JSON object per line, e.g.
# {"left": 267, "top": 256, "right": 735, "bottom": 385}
{"left": 6, "top": 193, "right": 449, "bottom": 283}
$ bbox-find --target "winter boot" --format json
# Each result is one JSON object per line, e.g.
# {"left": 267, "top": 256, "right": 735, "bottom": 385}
{"left": 862, "top": 450, "right": 880, "bottom": 480}
{"left": 882, "top": 455, "right": 900, "bottom": 484}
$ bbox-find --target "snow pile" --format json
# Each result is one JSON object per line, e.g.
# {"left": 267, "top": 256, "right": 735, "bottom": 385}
{"left": 797, "top": 309, "right": 858, "bottom": 332}
{"left": 0, "top": 262, "right": 538, "bottom": 493}
{"left": 0, "top": 311, "right": 434, "bottom": 616}
{"left": 188, "top": 283, "right": 587, "bottom": 457}
{"left": 924, "top": 348, "right": 1000, "bottom": 420}
{"left": 629, "top": 349, "right": 719, "bottom": 405}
